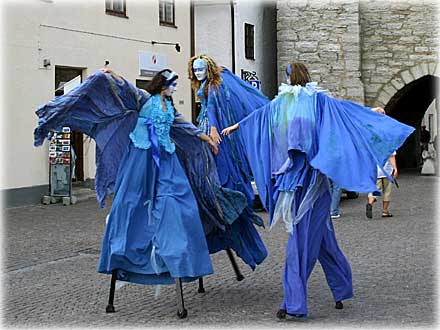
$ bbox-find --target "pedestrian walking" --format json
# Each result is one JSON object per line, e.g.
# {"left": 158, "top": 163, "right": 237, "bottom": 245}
{"left": 366, "top": 152, "right": 398, "bottom": 218}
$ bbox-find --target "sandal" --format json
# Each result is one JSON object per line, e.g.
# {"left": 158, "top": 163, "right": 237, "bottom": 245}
{"left": 366, "top": 203, "right": 373, "bottom": 219}
{"left": 382, "top": 211, "right": 393, "bottom": 217}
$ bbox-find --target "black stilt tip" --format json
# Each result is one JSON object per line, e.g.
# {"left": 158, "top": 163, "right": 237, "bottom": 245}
{"left": 177, "top": 308, "right": 188, "bottom": 319}
{"left": 236, "top": 274, "right": 245, "bottom": 281}
{"left": 106, "top": 304, "right": 115, "bottom": 313}
{"left": 198, "top": 287, "right": 206, "bottom": 293}
{"left": 276, "top": 309, "right": 287, "bottom": 319}
{"left": 335, "top": 301, "right": 343, "bottom": 309}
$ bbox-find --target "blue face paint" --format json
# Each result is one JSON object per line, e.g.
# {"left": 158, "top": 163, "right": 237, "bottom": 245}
{"left": 193, "top": 59, "right": 207, "bottom": 81}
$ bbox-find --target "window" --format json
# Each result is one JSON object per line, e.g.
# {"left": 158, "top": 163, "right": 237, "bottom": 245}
{"left": 106, "top": 0, "right": 127, "bottom": 18}
{"left": 136, "top": 79, "right": 150, "bottom": 91}
{"left": 244, "top": 23, "right": 255, "bottom": 60}
{"left": 159, "top": 0, "right": 175, "bottom": 27}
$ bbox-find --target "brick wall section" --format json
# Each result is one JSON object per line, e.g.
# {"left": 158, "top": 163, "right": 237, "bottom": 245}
{"left": 277, "top": 0, "right": 365, "bottom": 103}
{"left": 360, "top": 0, "right": 439, "bottom": 107}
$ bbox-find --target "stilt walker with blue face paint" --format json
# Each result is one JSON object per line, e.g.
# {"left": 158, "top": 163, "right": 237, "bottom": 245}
{"left": 188, "top": 55, "right": 270, "bottom": 270}
{"left": 222, "top": 62, "right": 415, "bottom": 318}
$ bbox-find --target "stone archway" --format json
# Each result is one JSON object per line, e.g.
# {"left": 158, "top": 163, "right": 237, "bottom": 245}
{"left": 374, "top": 62, "right": 439, "bottom": 169}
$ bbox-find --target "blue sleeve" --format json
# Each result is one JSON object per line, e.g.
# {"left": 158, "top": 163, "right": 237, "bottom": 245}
{"left": 206, "top": 91, "right": 220, "bottom": 130}
{"left": 238, "top": 104, "right": 275, "bottom": 218}
{"left": 172, "top": 110, "right": 203, "bottom": 137}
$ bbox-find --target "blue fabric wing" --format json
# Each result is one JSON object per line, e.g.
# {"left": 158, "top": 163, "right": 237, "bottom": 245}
{"left": 34, "top": 72, "right": 149, "bottom": 207}
{"left": 310, "top": 93, "right": 415, "bottom": 193}
{"left": 170, "top": 113, "right": 247, "bottom": 235}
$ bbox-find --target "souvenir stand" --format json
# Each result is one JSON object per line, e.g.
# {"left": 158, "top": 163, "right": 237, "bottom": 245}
{"left": 42, "top": 126, "right": 75, "bottom": 205}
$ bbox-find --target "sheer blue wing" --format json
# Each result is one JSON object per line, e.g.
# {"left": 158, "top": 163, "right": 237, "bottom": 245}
{"left": 310, "top": 93, "right": 415, "bottom": 194}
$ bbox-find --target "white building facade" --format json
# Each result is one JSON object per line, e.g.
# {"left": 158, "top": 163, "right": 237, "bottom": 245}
{"left": 194, "top": 0, "right": 277, "bottom": 98}
{"left": 3, "top": 0, "right": 192, "bottom": 207}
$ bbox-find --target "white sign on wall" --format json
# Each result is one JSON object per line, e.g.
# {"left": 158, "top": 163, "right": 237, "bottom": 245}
{"left": 63, "top": 76, "right": 81, "bottom": 94}
{"left": 139, "top": 51, "right": 168, "bottom": 77}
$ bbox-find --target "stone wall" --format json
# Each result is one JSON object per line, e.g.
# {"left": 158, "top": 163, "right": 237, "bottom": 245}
{"left": 360, "top": 0, "right": 439, "bottom": 107}
{"left": 277, "top": 0, "right": 439, "bottom": 106}
{"left": 277, "top": 0, "right": 364, "bottom": 103}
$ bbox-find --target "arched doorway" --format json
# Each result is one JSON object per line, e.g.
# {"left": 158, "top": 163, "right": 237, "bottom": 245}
{"left": 385, "top": 75, "right": 439, "bottom": 170}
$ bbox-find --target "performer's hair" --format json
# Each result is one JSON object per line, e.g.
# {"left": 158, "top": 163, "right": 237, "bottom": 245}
{"left": 287, "top": 62, "right": 311, "bottom": 87}
{"left": 188, "top": 55, "right": 222, "bottom": 98}
{"left": 146, "top": 69, "right": 175, "bottom": 103}
{"left": 146, "top": 69, "right": 174, "bottom": 95}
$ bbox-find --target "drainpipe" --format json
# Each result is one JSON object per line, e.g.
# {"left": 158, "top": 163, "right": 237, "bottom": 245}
{"left": 230, "top": 0, "right": 236, "bottom": 74}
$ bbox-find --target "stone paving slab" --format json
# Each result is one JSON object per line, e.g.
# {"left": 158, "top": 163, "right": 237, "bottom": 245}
{"left": 2, "top": 173, "right": 438, "bottom": 328}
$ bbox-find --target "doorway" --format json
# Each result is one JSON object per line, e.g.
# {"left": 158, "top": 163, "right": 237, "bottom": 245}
{"left": 55, "top": 66, "right": 85, "bottom": 182}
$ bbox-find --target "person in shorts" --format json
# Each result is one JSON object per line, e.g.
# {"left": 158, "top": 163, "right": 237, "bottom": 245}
{"left": 366, "top": 152, "right": 398, "bottom": 218}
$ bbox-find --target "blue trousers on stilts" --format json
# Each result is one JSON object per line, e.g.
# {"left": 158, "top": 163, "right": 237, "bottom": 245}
{"left": 280, "top": 191, "right": 353, "bottom": 317}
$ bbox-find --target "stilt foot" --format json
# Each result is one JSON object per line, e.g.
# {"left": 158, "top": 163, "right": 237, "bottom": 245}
{"left": 276, "top": 309, "right": 286, "bottom": 319}
{"left": 106, "top": 304, "right": 115, "bottom": 313}
{"left": 177, "top": 308, "right": 188, "bottom": 319}
{"left": 197, "top": 287, "right": 206, "bottom": 293}
{"left": 236, "top": 274, "right": 244, "bottom": 281}
{"left": 335, "top": 301, "right": 343, "bottom": 309}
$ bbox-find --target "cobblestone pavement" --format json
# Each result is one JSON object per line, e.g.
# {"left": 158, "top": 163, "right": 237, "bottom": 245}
{"left": 2, "top": 173, "right": 438, "bottom": 329}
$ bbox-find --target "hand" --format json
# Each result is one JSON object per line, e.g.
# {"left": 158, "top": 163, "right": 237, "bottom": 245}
{"left": 207, "top": 139, "right": 219, "bottom": 155}
{"left": 100, "top": 68, "right": 123, "bottom": 83}
{"left": 392, "top": 169, "right": 398, "bottom": 179}
{"left": 221, "top": 123, "right": 239, "bottom": 136}
{"left": 210, "top": 126, "right": 222, "bottom": 144}
{"left": 372, "top": 107, "right": 385, "bottom": 114}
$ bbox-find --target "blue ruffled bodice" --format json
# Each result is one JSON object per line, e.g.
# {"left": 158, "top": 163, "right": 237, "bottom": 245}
{"left": 129, "top": 94, "right": 175, "bottom": 153}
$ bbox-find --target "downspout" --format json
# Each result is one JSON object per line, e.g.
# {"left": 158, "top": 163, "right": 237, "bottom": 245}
{"left": 230, "top": 0, "right": 236, "bottom": 74}
{"left": 190, "top": 0, "right": 197, "bottom": 123}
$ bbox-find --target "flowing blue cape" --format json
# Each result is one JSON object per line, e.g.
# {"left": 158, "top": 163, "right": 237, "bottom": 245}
{"left": 238, "top": 84, "right": 415, "bottom": 225}
{"left": 33, "top": 72, "right": 247, "bottom": 235}
{"left": 203, "top": 67, "right": 270, "bottom": 205}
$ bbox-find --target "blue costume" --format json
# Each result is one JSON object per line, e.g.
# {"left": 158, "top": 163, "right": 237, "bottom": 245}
{"left": 195, "top": 67, "right": 271, "bottom": 268}
{"left": 236, "top": 82, "right": 415, "bottom": 316}
{"left": 99, "top": 94, "right": 213, "bottom": 284}
{"left": 33, "top": 71, "right": 265, "bottom": 283}
{"left": 197, "top": 67, "right": 270, "bottom": 208}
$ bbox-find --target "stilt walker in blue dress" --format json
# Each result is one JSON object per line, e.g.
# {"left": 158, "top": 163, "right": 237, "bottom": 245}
{"left": 34, "top": 67, "right": 269, "bottom": 318}
{"left": 222, "top": 62, "right": 415, "bottom": 318}
{"left": 188, "top": 55, "right": 270, "bottom": 271}
{"left": 33, "top": 69, "right": 244, "bottom": 318}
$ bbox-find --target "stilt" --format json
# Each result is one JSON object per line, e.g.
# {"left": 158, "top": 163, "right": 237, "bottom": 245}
{"left": 276, "top": 309, "right": 287, "bottom": 319}
{"left": 105, "top": 269, "right": 117, "bottom": 313}
{"left": 335, "top": 301, "right": 343, "bottom": 309}
{"left": 197, "top": 277, "right": 205, "bottom": 293}
{"left": 175, "top": 278, "right": 188, "bottom": 319}
{"left": 226, "top": 248, "right": 244, "bottom": 281}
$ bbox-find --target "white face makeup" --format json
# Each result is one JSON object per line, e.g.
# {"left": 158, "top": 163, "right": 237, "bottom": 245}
{"left": 164, "top": 81, "right": 177, "bottom": 96}
{"left": 193, "top": 59, "right": 207, "bottom": 81}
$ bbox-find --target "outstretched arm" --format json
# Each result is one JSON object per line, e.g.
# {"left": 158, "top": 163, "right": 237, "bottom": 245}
{"left": 221, "top": 123, "right": 239, "bottom": 136}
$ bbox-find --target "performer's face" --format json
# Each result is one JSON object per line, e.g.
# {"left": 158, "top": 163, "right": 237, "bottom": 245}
{"left": 164, "top": 81, "right": 177, "bottom": 96}
{"left": 193, "top": 59, "right": 207, "bottom": 81}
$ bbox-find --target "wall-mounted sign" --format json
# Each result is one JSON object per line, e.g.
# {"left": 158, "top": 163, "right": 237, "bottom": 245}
{"left": 241, "top": 69, "right": 261, "bottom": 90}
{"left": 139, "top": 51, "right": 168, "bottom": 77}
